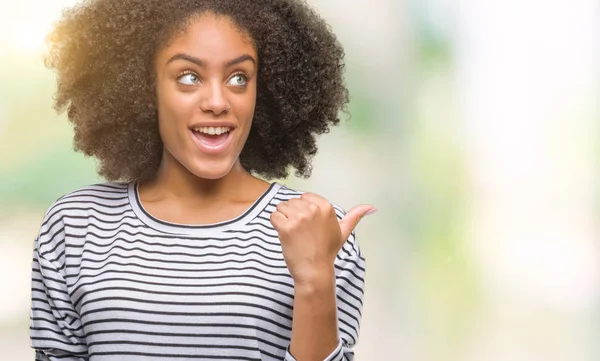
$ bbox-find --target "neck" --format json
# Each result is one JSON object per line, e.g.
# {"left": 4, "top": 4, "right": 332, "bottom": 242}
{"left": 140, "top": 150, "right": 254, "bottom": 206}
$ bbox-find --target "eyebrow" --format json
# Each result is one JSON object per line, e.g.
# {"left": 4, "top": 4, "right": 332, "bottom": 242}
{"left": 166, "top": 53, "right": 256, "bottom": 68}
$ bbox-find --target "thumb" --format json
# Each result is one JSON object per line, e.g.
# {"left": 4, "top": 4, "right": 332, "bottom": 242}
{"left": 339, "top": 205, "right": 376, "bottom": 242}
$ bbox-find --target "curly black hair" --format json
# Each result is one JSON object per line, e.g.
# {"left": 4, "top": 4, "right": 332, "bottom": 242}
{"left": 44, "top": 0, "right": 349, "bottom": 182}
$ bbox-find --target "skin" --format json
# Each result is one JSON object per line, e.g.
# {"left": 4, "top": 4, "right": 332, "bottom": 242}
{"left": 139, "top": 13, "right": 268, "bottom": 222}
{"left": 138, "top": 13, "right": 375, "bottom": 361}
{"left": 272, "top": 194, "right": 375, "bottom": 360}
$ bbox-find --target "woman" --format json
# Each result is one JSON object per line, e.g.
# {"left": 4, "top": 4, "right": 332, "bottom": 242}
{"left": 30, "top": 0, "right": 374, "bottom": 360}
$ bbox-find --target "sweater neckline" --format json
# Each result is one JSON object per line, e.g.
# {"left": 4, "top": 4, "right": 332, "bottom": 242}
{"left": 127, "top": 181, "right": 281, "bottom": 235}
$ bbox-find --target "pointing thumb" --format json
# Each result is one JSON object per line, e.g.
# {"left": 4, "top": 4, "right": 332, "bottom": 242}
{"left": 339, "top": 205, "right": 376, "bottom": 243}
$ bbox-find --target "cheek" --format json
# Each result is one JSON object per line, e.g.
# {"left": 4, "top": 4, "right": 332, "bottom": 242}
{"left": 158, "top": 88, "right": 196, "bottom": 119}
{"left": 156, "top": 84, "right": 197, "bottom": 136}
{"left": 155, "top": 107, "right": 184, "bottom": 152}
{"left": 237, "top": 86, "right": 257, "bottom": 121}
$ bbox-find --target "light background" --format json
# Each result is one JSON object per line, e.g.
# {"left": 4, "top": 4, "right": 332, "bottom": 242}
{"left": 0, "top": 0, "right": 598, "bottom": 360}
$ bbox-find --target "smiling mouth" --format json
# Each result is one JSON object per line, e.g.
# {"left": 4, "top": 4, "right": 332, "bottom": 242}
{"left": 189, "top": 127, "right": 235, "bottom": 154}
{"left": 191, "top": 128, "right": 231, "bottom": 147}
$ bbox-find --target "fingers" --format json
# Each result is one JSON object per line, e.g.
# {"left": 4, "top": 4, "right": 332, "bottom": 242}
{"left": 275, "top": 200, "right": 293, "bottom": 217}
{"left": 269, "top": 209, "right": 288, "bottom": 232}
{"left": 272, "top": 192, "right": 376, "bottom": 246}
{"left": 275, "top": 195, "right": 321, "bottom": 218}
{"left": 299, "top": 192, "right": 331, "bottom": 210}
{"left": 271, "top": 198, "right": 309, "bottom": 231}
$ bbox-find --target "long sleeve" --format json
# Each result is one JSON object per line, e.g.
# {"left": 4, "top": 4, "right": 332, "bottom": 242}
{"left": 284, "top": 229, "right": 367, "bottom": 361}
{"left": 30, "top": 208, "right": 88, "bottom": 361}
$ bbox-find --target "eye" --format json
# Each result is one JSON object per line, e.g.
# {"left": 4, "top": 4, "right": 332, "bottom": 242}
{"left": 177, "top": 72, "right": 200, "bottom": 85}
{"left": 227, "top": 73, "right": 248, "bottom": 87}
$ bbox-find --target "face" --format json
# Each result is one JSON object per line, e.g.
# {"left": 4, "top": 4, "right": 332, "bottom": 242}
{"left": 154, "top": 13, "right": 258, "bottom": 180}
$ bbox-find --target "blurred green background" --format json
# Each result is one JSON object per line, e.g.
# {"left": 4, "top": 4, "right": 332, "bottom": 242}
{"left": 1, "top": 0, "right": 598, "bottom": 360}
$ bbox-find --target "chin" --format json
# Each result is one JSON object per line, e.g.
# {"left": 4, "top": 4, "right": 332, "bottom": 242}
{"left": 186, "top": 158, "right": 238, "bottom": 180}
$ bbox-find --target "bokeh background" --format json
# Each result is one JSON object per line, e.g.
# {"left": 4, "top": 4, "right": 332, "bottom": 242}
{"left": 1, "top": 0, "right": 598, "bottom": 360}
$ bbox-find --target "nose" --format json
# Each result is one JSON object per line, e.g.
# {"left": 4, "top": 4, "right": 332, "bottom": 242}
{"left": 199, "top": 81, "right": 229, "bottom": 115}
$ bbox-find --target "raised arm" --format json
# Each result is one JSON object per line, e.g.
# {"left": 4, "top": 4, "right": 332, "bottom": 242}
{"left": 270, "top": 193, "right": 372, "bottom": 361}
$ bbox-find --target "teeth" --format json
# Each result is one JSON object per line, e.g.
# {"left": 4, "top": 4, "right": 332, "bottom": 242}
{"left": 192, "top": 126, "right": 231, "bottom": 135}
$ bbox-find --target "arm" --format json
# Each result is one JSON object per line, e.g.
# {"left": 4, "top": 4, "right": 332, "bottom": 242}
{"left": 30, "top": 209, "right": 88, "bottom": 361}
{"left": 288, "top": 268, "right": 339, "bottom": 361}
{"left": 270, "top": 193, "right": 371, "bottom": 361}
{"left": 286, "top": 237, "right": 366, "bottom": 361}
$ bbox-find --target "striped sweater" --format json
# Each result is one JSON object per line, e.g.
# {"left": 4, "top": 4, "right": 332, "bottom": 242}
{"left": 30, "top": 182, "right": 366, "bottom": 361}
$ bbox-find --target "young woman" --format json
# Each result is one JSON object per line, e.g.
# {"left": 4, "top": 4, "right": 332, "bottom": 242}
{"left": 30, "top": 1, "right": 374, "bottom": 360}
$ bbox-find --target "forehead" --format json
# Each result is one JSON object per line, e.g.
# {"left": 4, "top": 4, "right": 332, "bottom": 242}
{"left": 159, "top": 13, "right": 256, "bottom": 64}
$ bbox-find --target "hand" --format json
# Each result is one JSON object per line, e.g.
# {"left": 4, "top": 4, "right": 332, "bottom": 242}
{"left": 270, "top": 192, "right": 375, "bottom": 285}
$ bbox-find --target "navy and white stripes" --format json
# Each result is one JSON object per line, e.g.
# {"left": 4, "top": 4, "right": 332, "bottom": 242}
{"left": 30, "top": 182, "right": 366, "bottom": 361}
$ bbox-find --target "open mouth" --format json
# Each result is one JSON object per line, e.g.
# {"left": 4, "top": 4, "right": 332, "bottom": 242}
{"left": 189, "top": 126, "right": 234, "bottom": 154}
{"left": 191, "top": 126, "right": 231, "bottom": 146}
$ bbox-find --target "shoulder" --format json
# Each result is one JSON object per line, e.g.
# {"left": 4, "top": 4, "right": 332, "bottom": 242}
{"left": 44, "top": 181, "right": 130, "bottom": 218}
{"left": 55, "top": 181, "right": 130, "bottom": 202}
{"left": 35, "top": 182, "right": 131, "bottom": 253}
